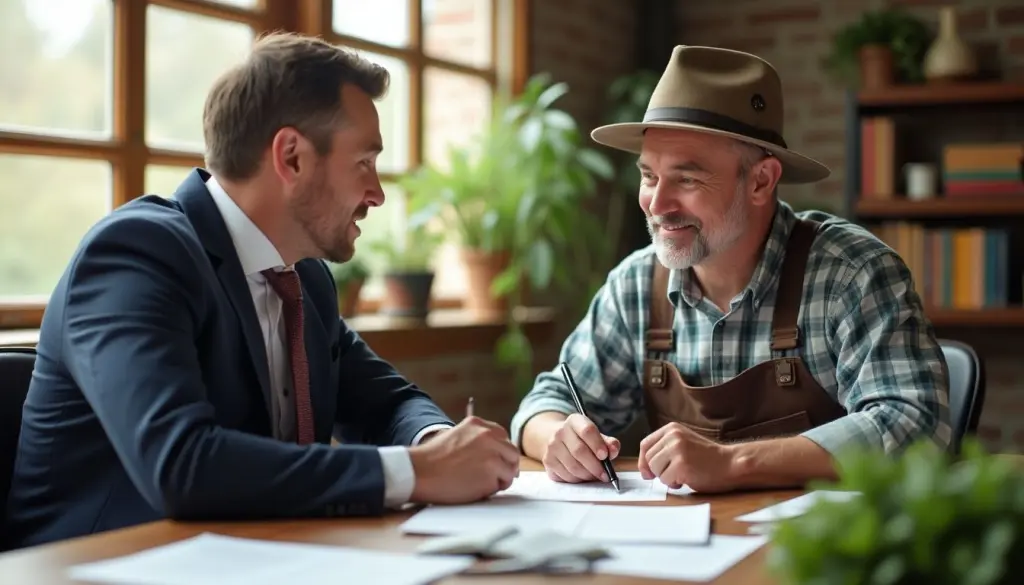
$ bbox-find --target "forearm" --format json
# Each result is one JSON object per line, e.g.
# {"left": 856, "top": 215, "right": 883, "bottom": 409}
{"left": 726, "top": 436, "right": 838, "bottom": 490}
{"left": 520, "top": 411, "right": 570, "bottom": 460}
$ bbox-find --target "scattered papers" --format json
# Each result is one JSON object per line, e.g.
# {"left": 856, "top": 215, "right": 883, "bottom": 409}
{"left": 67, "top": 533, "right": 474, "bottom": 585}
{"left": 595, "top": 535, "right": 768, "bottom": 582}
{"left": 400, "top": 499, "right": 711, "bottom": 545}
{"left": 495, "top": 471, "right": 670, "bottom": 502}
{"left": 735, "top": 490, "right": 860, "bottom": 523}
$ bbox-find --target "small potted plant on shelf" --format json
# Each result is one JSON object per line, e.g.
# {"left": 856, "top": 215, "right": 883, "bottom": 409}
{"left": 823, "top": 8, "right": 931, "bottom": 90}
{"left": 327, "top": 258, "right": 369, "bottom": 317}
{"left": 767, "top": 439, "right": 1024, "bottom": 585}
{"left": 401, "top": 73, "right": 616, "bottom": 391}
{"left": 365, "top": 226, "right": 443, "bottom": 319}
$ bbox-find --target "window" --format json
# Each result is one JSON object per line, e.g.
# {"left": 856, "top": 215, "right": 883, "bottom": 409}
{"left": 0, "top": 0, "right": 523, "bottom": 328}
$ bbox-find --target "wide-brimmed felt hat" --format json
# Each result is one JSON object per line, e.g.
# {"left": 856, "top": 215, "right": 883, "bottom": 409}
{"left": 591, "top": 45, "right": 830, "bottom": 184}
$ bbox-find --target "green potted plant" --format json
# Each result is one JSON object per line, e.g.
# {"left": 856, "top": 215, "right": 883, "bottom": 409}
{"left": 327, "top": 258, "right": 370, "bottom": 317}
{"left": 365, "top": 226, "right": 442, "bottom": 319}
{"left": 823, "top": 9, "right": 932, "bottom": 89}
{"left": 767, "top": 439, "right": 1024, "bottom": 585}
{"left": 402, "top": 73, "right": 616, "bottom": 390}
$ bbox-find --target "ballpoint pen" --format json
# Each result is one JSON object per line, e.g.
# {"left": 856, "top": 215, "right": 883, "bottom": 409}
{"left": 558, "top": 362, "right": 621, "bottom": 492}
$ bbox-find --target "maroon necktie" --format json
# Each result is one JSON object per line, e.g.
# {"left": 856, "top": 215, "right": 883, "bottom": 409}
{"left": 261, "top": 268, "right": 315, "bottom": 445}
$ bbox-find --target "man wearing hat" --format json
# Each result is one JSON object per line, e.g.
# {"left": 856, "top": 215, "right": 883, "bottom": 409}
{"left": 509, "top": 46, "right": 950, "bottom": 493}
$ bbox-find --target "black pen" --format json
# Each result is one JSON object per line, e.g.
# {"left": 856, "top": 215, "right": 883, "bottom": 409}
{"left": 558, "top": 362, "right": 621, "bottom": 492}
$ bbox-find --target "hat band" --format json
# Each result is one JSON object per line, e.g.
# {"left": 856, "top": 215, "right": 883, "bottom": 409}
{"left": 643, "top": 107, "right": 787, "bottom": 149}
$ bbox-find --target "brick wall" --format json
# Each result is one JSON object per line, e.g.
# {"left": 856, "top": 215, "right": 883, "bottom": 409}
{"left": 390, "top": 0, "right": 640, "bottom": 428}
{"left": 676, "top": 0, "right": 1024, "bottom": 453}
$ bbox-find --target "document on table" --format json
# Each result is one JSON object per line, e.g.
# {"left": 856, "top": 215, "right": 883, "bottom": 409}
{"left": 594, "top": 535, "right": 768, "bottom": 582}
{"left": 67, "top": 533, "right": 474, "bottom": 585}
{"left": 735, "top": 490, "right": 860, "bottom": 523}
{"left": 401, "top": 499, "right": 711, "bottom": 545}
{"left": 494, "top": 471, "right": 693, "bottom": 502}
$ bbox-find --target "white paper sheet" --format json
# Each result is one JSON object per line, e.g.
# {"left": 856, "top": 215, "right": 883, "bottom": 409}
{"left": 735, "top": 490, "right": 860, "bottom": 523}
{"left": 401, "top": 498, "right": 712, "bottom": 546}
{"left": 67, "top": 533, "right": 474, "bottom": 585}
{"left": 594, "top": 535, "right": 768, "bottom": 582}
{"left": 573, "top": 503, "right": 711, "bottom": 545}
{"left": 494, "top": 471, "right": 670, "bottom": 502}
{"left": 399, "top": 498, "right": 593, "bottom": 536}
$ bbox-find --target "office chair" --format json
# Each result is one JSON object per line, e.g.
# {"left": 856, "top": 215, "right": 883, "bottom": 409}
{"left": 939, "top": 339, "right": 985, "bottom": 454}
{"left": 0, "top": 346, "right": 35, "bottom": 545}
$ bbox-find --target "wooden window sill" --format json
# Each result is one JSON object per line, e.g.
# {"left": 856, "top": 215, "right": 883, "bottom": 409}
{"left": 0, "top": 307, "right": 557, "bottom": 361}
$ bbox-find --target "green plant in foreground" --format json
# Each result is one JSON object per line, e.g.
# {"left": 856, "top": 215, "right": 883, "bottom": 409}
{"left": 767, "top": 439, "right": 1024, "bottom": 585}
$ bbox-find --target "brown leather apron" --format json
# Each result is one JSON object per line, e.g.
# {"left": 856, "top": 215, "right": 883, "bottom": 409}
{"left": 641, "top": 219, "right": 847, "bottom": 442}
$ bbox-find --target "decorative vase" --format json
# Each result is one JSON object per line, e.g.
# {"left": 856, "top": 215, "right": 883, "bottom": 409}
{"left": 460, "top": 248, "right": 512, "bottom": 316}
{"left": 859, "top": 44, "right": 894, "bottom": 90}
{"left": 923, "top": 7, "right": 977, "bottom": 83}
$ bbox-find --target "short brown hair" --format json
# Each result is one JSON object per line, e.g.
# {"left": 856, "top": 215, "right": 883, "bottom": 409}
{"left": 202, "top": 31, "right": 389, "bottom": 181}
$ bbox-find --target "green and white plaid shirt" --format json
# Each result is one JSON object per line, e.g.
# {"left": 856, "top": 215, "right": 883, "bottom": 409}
{"left": 510, "top": 202, "right": 951, "bottom": 456}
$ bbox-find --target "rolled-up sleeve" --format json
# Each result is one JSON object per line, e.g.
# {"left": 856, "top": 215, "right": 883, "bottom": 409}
{"left": 509, "top": 275, "right": 644, "bottom": 449}
{"left": 803, "top": 249, "right": 951, "bottom": 455}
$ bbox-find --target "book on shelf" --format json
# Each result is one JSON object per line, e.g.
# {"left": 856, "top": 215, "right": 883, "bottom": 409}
{"left": 870, "top": 222, "right": 1010, "bottom": 310}
{"left": 860, "top": 116, "right": 896, "bottom": 199}
{"left": 942, "top": 143, "right": 1024, "bottom": 197}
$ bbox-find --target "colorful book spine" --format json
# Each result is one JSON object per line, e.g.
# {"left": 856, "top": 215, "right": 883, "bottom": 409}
{"left": 942, "top": 143, "right": 1024, "bottom": 197}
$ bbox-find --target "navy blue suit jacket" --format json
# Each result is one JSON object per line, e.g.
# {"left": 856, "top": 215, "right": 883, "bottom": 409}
{"left": 5, "top": 169, "right": 453, "bottom": 549}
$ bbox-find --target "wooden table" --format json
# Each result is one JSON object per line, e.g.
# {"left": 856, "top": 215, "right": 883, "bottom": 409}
{"left": 0, "top": 457, "right": 804, "bottom": 584}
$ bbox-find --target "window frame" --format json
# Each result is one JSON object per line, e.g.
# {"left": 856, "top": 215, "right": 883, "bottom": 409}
{"left": 0, "top": 0, "right": 530, "bottom": 329}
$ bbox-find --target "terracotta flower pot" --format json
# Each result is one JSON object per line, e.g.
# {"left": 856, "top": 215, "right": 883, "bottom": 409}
{"left": 337, "top": 279, "right": 364, "bottom": 317}
{"left": 381, "top": 271, "right": 434, "bottom": 318}
{"left": 460, "top": 248, "right": 512, "bottom": 316}
{"left": 859, "top": 44, "right": 894, "bottom": 90}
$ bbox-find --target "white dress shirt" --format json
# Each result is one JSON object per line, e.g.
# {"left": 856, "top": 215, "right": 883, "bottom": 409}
{"left": 205, "top": 176, "right": 446, "bottom": 507}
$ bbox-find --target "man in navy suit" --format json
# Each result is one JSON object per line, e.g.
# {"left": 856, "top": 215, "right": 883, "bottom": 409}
{"left": 5, "top": 32, "right": 520, "bottom": 549}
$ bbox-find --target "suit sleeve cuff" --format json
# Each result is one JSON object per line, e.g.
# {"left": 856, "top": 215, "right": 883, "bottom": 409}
{"left": 411, "top": 423, "right": 454, "bottom": 446}
{"left": 378, "top": 446, "right": 415, "bottom": 507}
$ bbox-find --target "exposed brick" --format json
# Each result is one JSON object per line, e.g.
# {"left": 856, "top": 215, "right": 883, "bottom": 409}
{"left": 810, "top": 103, "right": 845, "bottom": 118}
{"left": 748, "top": 7, "right": 821, "bottom": 25}
{"left": 682, "top": 15, "right": 735, "bottom": 32}
{"left": 814, "top": 180, "right": 843, "bottom": 197}
{"left": 1009, "top": 36, "right": 1024, "bottom": 56}
{"left": 790, "top": 32, "right": 821, "bottom": 46}
{"left": 785, "top": 81, "right": 823, "bottom": 98}
{"left": 996, "top": 6, "right": 1024, "bottom": 26}
{"left": 957, "top": 8, "right": 989, "bottom": 33}
{"left": 803, "top": 129, "right": 845, "bottom": 145}
{"left": 888, "top": 0, "right": 956, "bottom": 6}
{"left": 717, "top": 37, "right": 777, "bottom": 53}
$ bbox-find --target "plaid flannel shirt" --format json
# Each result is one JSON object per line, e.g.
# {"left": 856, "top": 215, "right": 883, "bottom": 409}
{"left": 510, "top": 202, "right": 951, "bottom": 456}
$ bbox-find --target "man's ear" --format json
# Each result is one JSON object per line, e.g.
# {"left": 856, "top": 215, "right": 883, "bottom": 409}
{"left": 270, "top": 127, "right": 308, "bottom": 185}
{"left": 751, "top": 156, "right": 783, "bottom": 206}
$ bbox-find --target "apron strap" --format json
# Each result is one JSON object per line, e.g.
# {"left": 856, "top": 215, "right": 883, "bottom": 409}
{"left": 645, "top": 259, "right": 675, "bottom": 358}
{"left": 770, "top": 218, "right": 821, "bottom": 352}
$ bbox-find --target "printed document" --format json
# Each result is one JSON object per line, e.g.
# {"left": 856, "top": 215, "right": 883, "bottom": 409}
{"left": 735, "top": 490, "right": 860, "bottom": 523}
{"left": 495, "top": 471, "right": 693, "bottom": 502}
{"left": 595, "top": 535, "right": 768, "bottom": 582}
{"left": 67, "top": 533, "right": 474, "bottom": 585}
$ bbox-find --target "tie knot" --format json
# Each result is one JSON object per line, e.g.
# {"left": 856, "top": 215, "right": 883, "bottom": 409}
{"left": 261, "top": 268, "right": 302, "bottom": 304}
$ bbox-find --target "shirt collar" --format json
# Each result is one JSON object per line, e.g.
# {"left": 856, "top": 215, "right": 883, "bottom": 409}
{"left": 205, "top": 176, "right": 287, "bottom": 276}
{"left": 668, "top": 201, "right": 796, "bottom": 312}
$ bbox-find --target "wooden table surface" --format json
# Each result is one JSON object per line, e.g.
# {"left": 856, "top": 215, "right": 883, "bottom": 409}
{"left": 0, "top": 457, "right": 805, "bottom": 584}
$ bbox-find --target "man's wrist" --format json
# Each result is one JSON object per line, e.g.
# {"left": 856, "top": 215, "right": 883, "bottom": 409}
{"left": 521, "top": 411, "right": 569, "bottom": 460}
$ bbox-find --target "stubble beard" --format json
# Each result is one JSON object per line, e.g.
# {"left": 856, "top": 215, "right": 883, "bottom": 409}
{"left": 291, "top": 164, "right": 360, "bottom": 264}
{"left": 648, "top": 183, "right": 749, "bottom": 270}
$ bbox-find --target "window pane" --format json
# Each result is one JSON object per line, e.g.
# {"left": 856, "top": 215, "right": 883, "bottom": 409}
{"left": 146, "top": 165, "right": 194, "bottom": 198}
{"left": 423, "top": 0, "right": 492, "bottom": 68}
{"left": 0, "top": 0, "right": 112, "bottom": 137}
{"left": 209, "top": 0, "right": 259, "bottom": 7}
{"left": 0, "top": 154, "right": 111, "bottom": 297}
{"left": 146, "top": 5, "right": 254, "bottom": 151}
{"left": 333, "top": 0, "right": 409, "bottom": 48}
{"left": 343, "top": 51, "right": 410, "bottom": 174}
{"left": 423, "top": 68, "right": 492, "bottom": 168}
{"left": 355, "top": 182, "right": 407, "bottom": 298}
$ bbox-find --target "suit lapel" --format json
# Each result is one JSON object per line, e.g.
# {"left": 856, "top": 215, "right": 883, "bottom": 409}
{"left": 173, "top": 169, "right": 273, "bottom": 413}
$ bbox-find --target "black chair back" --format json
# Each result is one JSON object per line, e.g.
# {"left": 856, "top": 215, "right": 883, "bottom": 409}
{"left": 0, "top": 346, "right": 35, "bottom": 542}
{"left": 939, "top": 339, "right": 985, "bottom": 454}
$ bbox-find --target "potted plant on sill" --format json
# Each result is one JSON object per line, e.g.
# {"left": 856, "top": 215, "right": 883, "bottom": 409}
{"left": 767, "top": 439, "right": 1024, "bottom": 585}
{"left": 401, "top": 73, "right": 616, "bottom": 389}
{"left": 823, "top": 8, "right": 931, "bottom": 90}
{"left": 327, "top": 258, "right": 370, "bottom": 317}
{"left": 365, "top": 226, "right": 443, "bottom": 319}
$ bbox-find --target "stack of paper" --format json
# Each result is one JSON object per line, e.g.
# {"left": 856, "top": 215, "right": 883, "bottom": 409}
{"left": 67, "top": 533, "right": 474, "bottom": 585}
{"left": 735, "top": 490, "right": 860, "bottom": 523}
{"left": 494, "top": 471, "right": 693, "bottom": 501}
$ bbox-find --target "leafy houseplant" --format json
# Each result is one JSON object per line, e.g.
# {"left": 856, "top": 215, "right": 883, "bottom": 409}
{"left": 366, "top": 226, "right": 443, "bottom": 319}
{"left": 402, "top": 73, "right": 615, "bottom": 389}
{"left": 327, "top": 258, "right": 370, "bottom": 317}
{"left": 767, "top": 439, "right": 1024, "bottom": 585}
{"left": 824, "top": 9, "right": 932, "bottom": 89}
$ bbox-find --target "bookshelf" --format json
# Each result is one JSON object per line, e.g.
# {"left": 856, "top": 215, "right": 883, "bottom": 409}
{"left": 842, "top": 81, "right": 1024, "bottom": 328}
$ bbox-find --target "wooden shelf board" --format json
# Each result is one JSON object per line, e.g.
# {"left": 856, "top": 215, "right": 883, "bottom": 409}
{"left": 927, "top": 308, "right": 1024, "bottom": 327}
{"left": 856, "top": 196, "right": 1024, "bottom": 218}
{"left": 857, "top": 81, "right": 1024, "bottom": 108}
